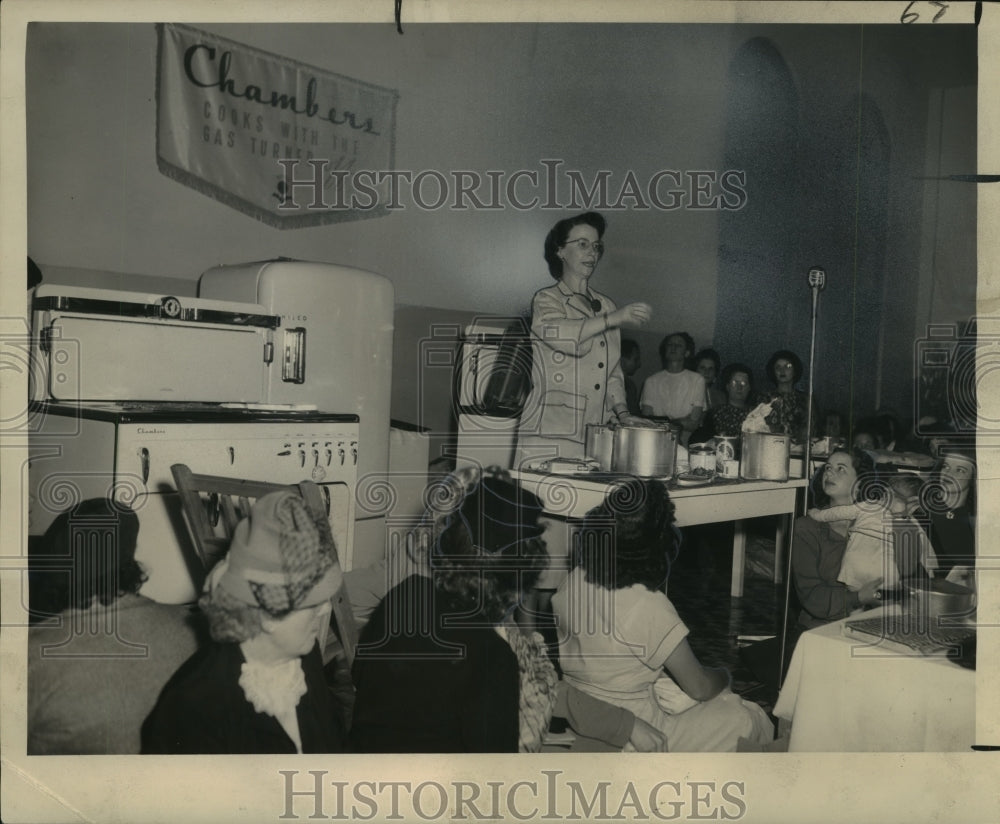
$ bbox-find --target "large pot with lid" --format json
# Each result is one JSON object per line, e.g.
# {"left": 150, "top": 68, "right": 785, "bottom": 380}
{"left": 585, "top": 423, "right": 616, "bottom": 471}
{"left": 740, "top": 432, "right": 791, "bottom": 481}
{"left": 611, "top": 423, "right": 678, "bottom": 478}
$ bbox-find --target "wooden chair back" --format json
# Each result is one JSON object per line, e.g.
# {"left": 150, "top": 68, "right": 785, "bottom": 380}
{"left": 170, "top": 463, "right": 358, "bottom": 668}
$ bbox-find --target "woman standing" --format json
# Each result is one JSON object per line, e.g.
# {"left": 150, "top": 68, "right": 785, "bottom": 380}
{"left": 515, "top": 211, "right": 652, "bottom": 466}
{"left": 791, "top": 449, "right": 884, "bottom": 631}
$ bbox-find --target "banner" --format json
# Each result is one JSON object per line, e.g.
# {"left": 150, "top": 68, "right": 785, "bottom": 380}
{"left": 156, "top": 23, "right": 399, "bottom": 229}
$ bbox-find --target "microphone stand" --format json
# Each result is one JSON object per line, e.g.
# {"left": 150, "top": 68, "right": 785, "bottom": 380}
{"left": 778, "top": 267, "right": 824, "bottom": 692}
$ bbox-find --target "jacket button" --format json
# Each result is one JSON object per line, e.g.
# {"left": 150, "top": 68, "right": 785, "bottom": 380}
{"left": 599, "top": 341, "right": 606, "bottom": 348}
{"left": 594, "top": 383, "right": 601, "bottom": 390}
{"left": 598, "top": 362, "right": 604, "bottom": 368}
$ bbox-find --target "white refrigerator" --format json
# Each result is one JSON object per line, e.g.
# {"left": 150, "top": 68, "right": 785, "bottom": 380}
{"left": 198, "top": 260, "right": 394, "bottom": 569}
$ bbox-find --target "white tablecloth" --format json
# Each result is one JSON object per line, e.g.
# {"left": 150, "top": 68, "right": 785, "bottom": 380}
{"left": 773, "top": 610, "right": 975, "bottom": 751}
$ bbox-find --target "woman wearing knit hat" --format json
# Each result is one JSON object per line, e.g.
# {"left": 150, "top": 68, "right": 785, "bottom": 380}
{"left": 552, "top": 478, "right": 775, "bottom": 751}
{"left": 142, "top": 490, "right": 347, "bottom": 754}
{"left": 351, "top": 466, "right": 669, "bottom": 753}
{"left": 920, "top": 445, "right": 977, "bottom": 586}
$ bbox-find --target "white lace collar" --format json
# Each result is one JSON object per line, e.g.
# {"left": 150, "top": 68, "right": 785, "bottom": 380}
{"left": 238, "top": 657, "right": 307, "bottom": 752}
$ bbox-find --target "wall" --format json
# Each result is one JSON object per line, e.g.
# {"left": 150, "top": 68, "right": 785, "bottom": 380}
{"left": 24, "top": 22, "right": 977, "bottom": 447}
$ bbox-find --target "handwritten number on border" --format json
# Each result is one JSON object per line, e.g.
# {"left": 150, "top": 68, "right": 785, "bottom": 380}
{"left": 901, "top": 1, "right": 950, "bottom": 23}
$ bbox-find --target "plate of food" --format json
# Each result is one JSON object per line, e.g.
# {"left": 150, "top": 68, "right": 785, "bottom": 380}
{"left": 675, "top": 468, "right": 715, "bottom": 487}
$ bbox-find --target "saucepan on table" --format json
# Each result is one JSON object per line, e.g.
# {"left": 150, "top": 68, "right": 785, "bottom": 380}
{"left": 878, "top": 577, "right": 976, "bottom": 621}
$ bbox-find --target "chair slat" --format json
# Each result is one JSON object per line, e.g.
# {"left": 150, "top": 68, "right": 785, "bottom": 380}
{"left": 169, "top": 463, "right": 359, "bottom": 669}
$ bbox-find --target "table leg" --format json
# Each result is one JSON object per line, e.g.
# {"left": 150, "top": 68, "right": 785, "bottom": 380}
{"left": 774, "top": 515, "right": 788, "bottom": 585}
{"left": 731, "top": 519, "right": 747, "bottom": 597}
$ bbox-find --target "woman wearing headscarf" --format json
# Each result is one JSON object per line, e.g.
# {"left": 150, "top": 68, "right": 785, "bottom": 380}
{"left": 142, "top": 490, "right": 347, "bottom": 754}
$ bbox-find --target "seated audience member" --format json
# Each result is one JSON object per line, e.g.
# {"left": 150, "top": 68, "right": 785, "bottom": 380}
{"left": 851, "top": 417, "right": 882, "bottom": 451}
{"left": 552, "top": 479, "right": 774, "bottom": 752}
{"left": 350, "top": 466, "right": 666, "bottom": 753}
{"left": 792, "top": 449, "right": 885, "bottom": 631}
{"left": 142, "top": 490, "right": 348, "bottom": 754}
{"left": 619, "top": 338, "right": 643, "bottom": 416}
{"left": 692, "top": 363, "right": 755, "bottom": 442}
{"left": 640, "top": 332, "right": 706, "bottom": 444}
{"left": 919, "top": 446, "right": 976, "bottom": 584}
{"left": 821, "top": 409, "right": 845, "bottom": 442}
{"left": 807, "top": 472, "right": 936, "bottom": 595}
{"left": 760, "top": 349, "right": 817, "bottom": 442}
{"left": 873, "top": 410, "right": 903, "bottom": 452}
{"left": 28, "top": 499, "right": 201, "bottom": 754}
{"left": 694, "top": 348, "right": 726, "bottom": 410}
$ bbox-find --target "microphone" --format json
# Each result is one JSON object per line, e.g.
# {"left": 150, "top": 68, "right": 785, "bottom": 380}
{"left": 808, "top": 267, "right": 826, "bottom": 291}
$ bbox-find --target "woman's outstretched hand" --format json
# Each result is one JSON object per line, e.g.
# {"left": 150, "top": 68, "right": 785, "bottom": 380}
{"left": 612, "top": 302, "right": 653, "bottom": 328}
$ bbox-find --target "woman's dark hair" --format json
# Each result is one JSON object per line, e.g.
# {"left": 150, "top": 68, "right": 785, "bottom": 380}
{"left": 766, "top": 349, "right": 803, "bottom": 385}
{"left": 658, "top": 332, "right": 696, "bottom": 366}
{"left": 852, "top": 416, "right": 883, "bottom": 449}
{"left": 428, "top": 470, "right": 549, "bottom": 623}
{"left": 620, "top": 338, "right": 640, "bottom": 360}
{"left": 694, "top": 348, "right": 721, "bottom": 375}
{"left": 924, "top": 447, "right": 977, "bottom": 516}
{"left": 544, "top": 211, "right": 606, "bottom": 280}
{"left": 873, "top": 411, "right": 901, "bottom": 448}
{"left": 29, "top": 498, "right": 145, "bottom": 619}
{"left": 577, "top": 479, "right": 679, "bottom": 592}
{"left": 809, "top": 447, "right": 880, "bottom": 510}
{"left": 431, "top": 526, "right": 548, "bottom": 623}
{"left": 720, "top": 362, "right": 754, "bottom": 389}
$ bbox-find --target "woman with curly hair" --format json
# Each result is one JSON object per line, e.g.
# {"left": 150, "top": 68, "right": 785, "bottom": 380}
{"left": 552, "top": 479, "right": 774, "bottom": 751}
{"left": 142, "top": 490, "right": 348, "bottom": 753}
{"left": 350, "top": 466, "right": 670, "bottom": 753}
{"left": 761, "top": 349, "right": 818, "bottom": 443}
{"left": 791, "top": 448, "right": 885, "bottom": 631}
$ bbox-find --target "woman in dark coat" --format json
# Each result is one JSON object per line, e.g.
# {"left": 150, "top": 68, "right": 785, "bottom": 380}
{"left": 142, "top": 490, "right": 347, "bottom": 754}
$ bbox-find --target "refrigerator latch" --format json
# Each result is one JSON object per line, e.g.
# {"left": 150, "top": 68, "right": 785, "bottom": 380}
{"left": 282, "top": 327, "right": 306, "bottom": 384}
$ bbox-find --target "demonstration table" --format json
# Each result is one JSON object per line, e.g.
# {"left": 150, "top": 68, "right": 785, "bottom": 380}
{"left": 511, "top": 471, "right": 808, "bottom": 597}
{"left": 773, "top": 609, "right": 975, "bottom": 751}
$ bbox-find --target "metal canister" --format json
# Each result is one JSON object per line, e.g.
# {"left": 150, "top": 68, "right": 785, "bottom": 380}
{"left": 585, "top": 423, "right": 615, "bottom": 471}
{"left": 740, "top": 432, "right": 791, "bottom": 481}
{"left": 611, "top": 424, "right": 678, "bottom": 478}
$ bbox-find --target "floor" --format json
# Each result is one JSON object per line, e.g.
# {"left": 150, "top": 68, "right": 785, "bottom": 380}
{"left": 667, "top": 519, "right": 794, "bottom": 716}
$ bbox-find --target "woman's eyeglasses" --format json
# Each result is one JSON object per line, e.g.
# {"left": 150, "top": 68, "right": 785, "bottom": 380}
{"left": 562, "top": 238, "right": 605, "bottom": 255}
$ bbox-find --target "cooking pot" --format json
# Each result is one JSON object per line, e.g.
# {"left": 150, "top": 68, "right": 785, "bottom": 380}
{"left": 740, "top": 432, "right": 791, "bottom": 481}
{"left": 901, "top": 578, "right": 976, "bottom": 622}
{"left": 611, "top": 424, "right": 678, "bottom": 478}
{"left": 585, "top": 423, "right": 615, "bottom": 471}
